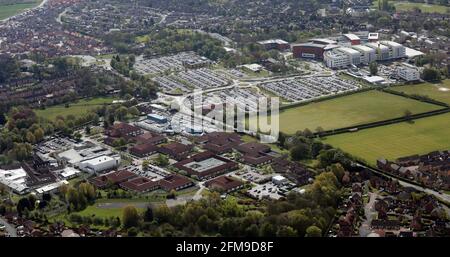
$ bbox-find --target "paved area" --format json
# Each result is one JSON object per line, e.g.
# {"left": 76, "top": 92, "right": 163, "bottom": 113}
{"left": 0, "top": 217, "right": 17, "bottom": 237}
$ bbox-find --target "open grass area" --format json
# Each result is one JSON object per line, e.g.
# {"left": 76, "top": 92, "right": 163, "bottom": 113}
{"left": 322, "top": 112, "right": 450, "bottom": 165}
{"left": 0, "top": 0, "right": 41, "bottom": 20}
{"left": 75, "top": 202, "right": 146, "bottom": 219}
{"left": 392, "top": 80, "right": 450, "bottom": 105}
{"left": 35, "top": 97, "right": 118, "bottom": 121}
{"left": 250, "top": 90, "right": 442, "bottom": 135}
{"left": 371, "top": 0, "right": 450, "bottom": 14}
{"left": 394, "top": 1, "right": 450, "bottom": 13}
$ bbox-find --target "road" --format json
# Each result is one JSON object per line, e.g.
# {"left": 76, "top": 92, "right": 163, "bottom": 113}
{"left": 359, "top": 191, "right": 377, "bottom": 237}
{"left": 356, "top": 163, "right": 450, "bottom": 205}
{"left": 0, "top": 217, "right": 17, "bottom": 237}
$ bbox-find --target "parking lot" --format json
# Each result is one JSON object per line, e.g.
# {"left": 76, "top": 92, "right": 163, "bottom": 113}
{"left": 134, "top": 52, "right": 212, "bottom": 75}
{"left": 153, "top": 68, "right": 231, "bottom": 93}
{"left": 35, "top": 136, "right": 77, "bottom": 154}
{"left": 234, "top": 169, "right": 272, "bottom": 184}
{"left": 202, "top": 87, "right": 266, "bottom": 113}
{"left": 259, "top": 76, "right": 361, "bottom": 102}
{"left": 247, "top": 182, "right": 283, "bottom": 200}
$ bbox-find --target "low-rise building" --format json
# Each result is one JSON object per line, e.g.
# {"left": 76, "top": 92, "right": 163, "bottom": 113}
{"left": 78, "top": 155, "right": 121, "bottom": 174}
{"left": 205, "top": 176, "right": 244, "bottom": 193}
{"left": 174, "top": 151, "right": 238, "bottom": 180}
{"left": 396, "top": 63, "right": 420, "bottom": 81}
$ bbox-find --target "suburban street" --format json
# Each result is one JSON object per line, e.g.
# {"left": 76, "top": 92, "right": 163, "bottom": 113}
{"left": 357, "top": 163, "right": 450, "bottom": 205}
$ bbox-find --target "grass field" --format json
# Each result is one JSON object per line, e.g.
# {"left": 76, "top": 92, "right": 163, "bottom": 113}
{"left": 394, "top": 1, "right": 450, "bottom": 14}
{"left": 392, "top": 80, "right": 450, "bottom": 105}
{"left": 76, "top": 203, "right": 146, "bottom": 219}
{"left": 0, "top": 1, "right": 41, "bottom": 20}
{"left": 371, "top": 0, "right": 450, "bottom": 14}
{"left": 250, "top": 90, "right": 442, "bottom": 134}
{"left": 322, "top": 112, "right": 450, "bottom": 165}
{"left": 35, "top": 97, "right": 118, "bottom": 121}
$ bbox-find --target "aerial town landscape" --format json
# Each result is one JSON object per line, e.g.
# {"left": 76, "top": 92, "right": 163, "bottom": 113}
{"left": 0, "top": 0, "right": 449, "bottom": 239}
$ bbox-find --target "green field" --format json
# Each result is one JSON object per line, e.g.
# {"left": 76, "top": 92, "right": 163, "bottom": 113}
{"left": 392, "top": 80, "right": 450, "bottom": 105}
{"left": 372, "top": 0, "right": 450, "bottom": 14}
{"left": 76, "top": 203, "right": 146, "bottom": 219}
{"left": 394, "top": 1, "right": 450, "bottom": 13}
{"left": 0, "top": 1, "right": 41, "bottom": 20}
{"left": 35, "top": 97, "right": 118, "bottom": 121}
{"left": 322, "top": 113, "right": 450, "bottom": 164}
{"left": 250, "top": 90, "right": 442, "bottom": 134}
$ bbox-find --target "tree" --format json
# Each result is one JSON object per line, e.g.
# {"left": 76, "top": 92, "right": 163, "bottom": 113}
{"left": 25, "top": 131, "right": 36, "bottom": 144}
{"left": 128, "top": 106, "right": 140, "bottom": 117}
{"left": 167, "top": 189, "right": 177, "bottom": 199}
{"left": 305, "top": 225, "right": 322, "bottom": 237}
{"left": 142, "top": 160, "right": 150, "bottom": 171}
{"left": 155, "top": 154, "right": 169, "bottom": 167}
{"left": 328, "top": 163, "right": 346, "bottom": 182}
{"left": 290, "top": 143, "right": 310, "bottom": 161}
{"left": 116, "top": 106, "right": 128, "bottom": 121}
{"left": 276, "top": 225, "right": 297, "bottom": 237}
{"left": 122, "top": 205, "right": 140, "bottom": 229}
{"left": 143, "top": 206, "right": 154, "bottom": 222}
{"left": 17, "top": 197, "right": 33, "bottom": 216}
{"left": 404, "top": 109, "right": 412, "bottom": 118}
{"left": 33, "top": 128, "right": 45, "bottom": 142}
{"left": 422, "top": 68, "right": 441, "bottom": 82}
{"left": 369, "top": 62, "right": 378, "bottom": 76}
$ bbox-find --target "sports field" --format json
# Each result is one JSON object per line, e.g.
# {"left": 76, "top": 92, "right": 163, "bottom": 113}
{"left": 35, "top": 97, "right": 118, "bottom": 121}
{"left": 392, "top": 80, "right": 450, "bottom": 105}
{"left": 250, "top": 90, "right": 442, "bottom": 134}
{"left": 0, "top": 1, "right": 41, "bottom": 20}
{"left": 322, "top": 112, "right": 450, "bottom": 165}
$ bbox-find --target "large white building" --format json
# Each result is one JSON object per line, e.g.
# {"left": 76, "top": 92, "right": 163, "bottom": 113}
{"left": 324, "top": 47, "right": 361, "bottom": 68}
{"left": 365, "top": 42, "right": 390, "bottom": 61}
{"left": 351, "top": 45, "right": 376, "bottom": 64}
{"left": 380, "top": 41, "right": 406, "bottom": 59}
{"left": 0, "top": 167, "right": 29, "bottom": 194}
{"left": 324, "top": 49, "right": 350, "bottom": 68}
{"left": 396, "top": 63, "right": 420, "bottom": 81}
{"left": 78, "top": 155, "right": 121, "bottom": 174}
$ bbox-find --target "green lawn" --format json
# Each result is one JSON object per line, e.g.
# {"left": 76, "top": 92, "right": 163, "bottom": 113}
{"left": 392, "top": 80, "right": 450, "bottom": 105}
{"left": 394, "top": 1, "right": 450, "bottom": 13}
{"left": 0, "top": 1, "right": 41, "bottom": 20}
{"left": 75, "top": 204, "right": 145, "bottom": 219}
{"left": 322, "top": 113, "right": 450, "bottom": 165}
{"left": 250, "top": 90, "right": 442, "bottom": 135}
{"left": 35, "top": 97, "right": 118, "bottom": 121}
{"left": 371, "top": 0, "right": 450, "bottom": 14}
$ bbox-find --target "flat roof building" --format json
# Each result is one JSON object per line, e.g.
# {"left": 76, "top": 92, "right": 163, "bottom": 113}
{"left": 366, "top": 42, "right": 390, "bottom": 61}
{"left": 351, "top": 45, "right": 377, "bottom": 64}
{"left": 380, "top": 41, "right": 406, "bottom": 59}
{"left": 174, "top": 151, "right": 238, "bottom": 180}
{"left": 396, "top": 63, "right": 420, "bottom": 82}
{"left": 342, "top": 34, "right": 361, "bottom": 45}
{"left": 78, "top": 155, "right": 121, "bottom": 174}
